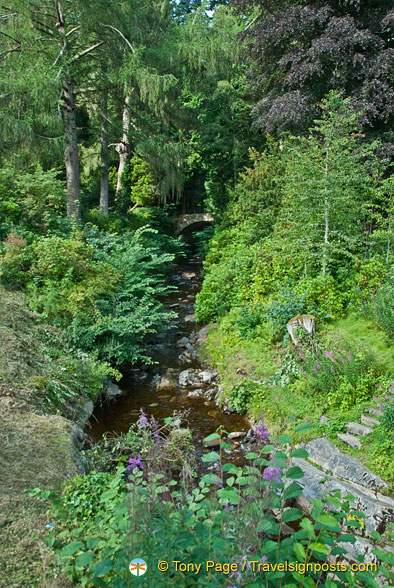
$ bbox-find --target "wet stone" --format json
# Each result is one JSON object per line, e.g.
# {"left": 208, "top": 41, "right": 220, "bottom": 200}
{"left": 228, "top": 431, "right": 246, "bottom": 440}
{"left": 187, "top": 389, "right": 203, "bottom": 398}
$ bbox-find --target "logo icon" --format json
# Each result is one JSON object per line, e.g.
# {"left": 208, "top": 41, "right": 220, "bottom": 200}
{"left": 129, "top": 558, "right": 147, "bottom": 576}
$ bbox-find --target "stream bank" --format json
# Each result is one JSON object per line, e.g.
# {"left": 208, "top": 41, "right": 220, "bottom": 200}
{"left": 88, "top": 258, "right": 249, "bottom": 452}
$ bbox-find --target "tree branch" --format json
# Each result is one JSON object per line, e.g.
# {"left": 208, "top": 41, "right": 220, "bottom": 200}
{"left": 72, "top": 40, "right": 105, "bottom": 62}
{"left": 99, "top": 22, "right": 135, "bottom": 53}
{"left": 66, "top": 25, "right": 80, "bottom": 37}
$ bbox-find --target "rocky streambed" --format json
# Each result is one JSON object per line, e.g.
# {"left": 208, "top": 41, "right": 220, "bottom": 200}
{"left": 88, "top": 258, "right": 249, "bottom": 453}
{"left": 87, "top": 258, "right": 394, "bottom": 574}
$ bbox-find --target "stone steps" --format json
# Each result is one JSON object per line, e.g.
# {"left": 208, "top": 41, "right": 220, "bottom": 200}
{"left": 291, "top": 438, "right": 394, "bottom": 575}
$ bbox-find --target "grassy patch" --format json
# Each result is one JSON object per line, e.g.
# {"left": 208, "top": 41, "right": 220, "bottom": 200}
{"left": 202, "top": 313, "right": 394, "bottom": 487}
{"left": 0, "top": 397, "right": 78, "bottom": 587}
{"left": 0, "top": 288, "right": 101, "bottom": 587}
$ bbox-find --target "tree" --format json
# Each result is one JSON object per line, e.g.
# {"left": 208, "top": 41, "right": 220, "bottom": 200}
{"left": 276, "top": 92, "right": 384, "bottom": 278}
{"left": 0, "top": 1, "right": 106, "bottom": 219}
{"left": 232, "top": 0, "right": 394, "bottom": 150}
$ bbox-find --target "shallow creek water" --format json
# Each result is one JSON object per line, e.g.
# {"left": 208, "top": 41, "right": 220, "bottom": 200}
{"left": 88, "top": 258, "right": 249, "bottom": 453}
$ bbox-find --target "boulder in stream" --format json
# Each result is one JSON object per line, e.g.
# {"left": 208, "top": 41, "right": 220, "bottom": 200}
{"left": 104, "top": 381, "right": 122, "bottom": 400}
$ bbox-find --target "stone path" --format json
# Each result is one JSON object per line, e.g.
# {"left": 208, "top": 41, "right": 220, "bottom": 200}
{"left": 292, "top": 383, "right": 394, "bottom": 580}
{"left": 334, "top": 382, "right": 393, "bottom": 451}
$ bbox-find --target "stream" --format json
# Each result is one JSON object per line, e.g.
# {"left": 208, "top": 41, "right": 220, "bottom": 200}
{"left": 88, "top": 258, "right": 249, "bottom": 452}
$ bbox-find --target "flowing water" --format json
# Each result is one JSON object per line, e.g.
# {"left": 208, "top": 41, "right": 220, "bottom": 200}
{"left": 88, "top": 258, "right": 249, "bottom": 451}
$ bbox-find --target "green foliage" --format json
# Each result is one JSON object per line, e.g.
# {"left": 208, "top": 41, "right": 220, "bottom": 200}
{"left": 0, "top": 166, "right": 66, "bottom": 237}
{"left": 372, "top": 283, "right": 394, "bottom": 339}
{"left": 295, "top": 275, "right": 345, "bottom": 320}
{"left": 0, "top": 231, "right": 34, "bottom": 289}
{"left": 4, "top": 225, "right": 178, "bottom": 366}
{"left": 298, "top": 334, "right": 382, "bottom": 410}
{"left": 264, "top": 288, "right": 306, "bottom": 338}
{"left": 36, "top": 432, "right": 394, "bottom": 587}
{"left": 129, "top": 155, "right": 156, "bottom": 208}
{"left": 0, "top": 286, "right": 112, "bottom": 417}
{"left": 226, "top": 380, "right": 256, "bottom": 413}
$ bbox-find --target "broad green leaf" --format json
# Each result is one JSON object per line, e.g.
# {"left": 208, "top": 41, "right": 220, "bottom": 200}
{"left": 75, "top": 551, "right": 95, "bottom": 568}
{"left": 91, "top": 559, "right": 114, "bottom": 577}
{"left": 295, "top": 423, "right": 314, "bottom": 433}
{"left": 282, "top": 508, "right": 303, "bottom": 523}
{"left": 293, "top": 542, "right": 306, "bottom": 561}
{"left": 310, "top": 542, "right": 329, "bottom": 554}
{"left": 201, "top": 451, "right": 220, "bottom": 463}
{"left": 287, "top": 466, "right": 304, "bottom": 479}
{"left": 284, "top": 481, "right": 303, "bottom": 499}
{"left": 291, "top": 448, "right": 309, "bottom": 458}
{"left": 60, "top": 541, "right": 84, "bottom": 557}
{"left": 203, "top": 433, "right": 221, "bottom": 442}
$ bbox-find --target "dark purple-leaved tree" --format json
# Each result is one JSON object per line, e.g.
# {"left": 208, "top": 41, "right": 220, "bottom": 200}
{"left": 232, "top": 0, "right": 394, "bottom": 148}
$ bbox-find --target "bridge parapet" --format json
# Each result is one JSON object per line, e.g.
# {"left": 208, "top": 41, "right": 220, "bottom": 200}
{"left": 173, "top": 213, "right": 214, "bottom": 236}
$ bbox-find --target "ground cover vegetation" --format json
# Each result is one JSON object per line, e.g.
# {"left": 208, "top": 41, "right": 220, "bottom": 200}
{"left": 1, "top": 0, "right": 394, "bottom": 586}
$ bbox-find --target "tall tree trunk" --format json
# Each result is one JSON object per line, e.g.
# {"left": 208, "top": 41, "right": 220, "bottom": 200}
{"left": 116, "top": 96, "right": 130, "bottom": 197}
{"left": 56, "top": 2, "right": 81, "bottom": 220}
{"left": 62, "top": 76, "right": 81, "bottom": 220}
{"left": 100, "top": 91, "right": 109, "bottom": 216}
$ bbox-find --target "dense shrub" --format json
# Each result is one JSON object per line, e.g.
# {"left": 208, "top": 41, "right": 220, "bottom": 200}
{"left": 0, "top": 166, "right": 66, "bottom": 236}
{"left": 0, "top": 231, "right": 34, "bottom": 289}
{"left": 264, "top": 288, "right": 307, "bottom": 338}
{"left": 297, "top": 334, "right": 383, "bottom": 410}
{"left": 372, "top": 284, "right": 394, "bottom": 338}
{"left": 4, "top": 226, "right": 178, "bottom": 366}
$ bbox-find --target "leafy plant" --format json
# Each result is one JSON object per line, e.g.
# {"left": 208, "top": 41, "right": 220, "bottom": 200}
{"left": 34, "top": 428, "right": 394, "bottom": 587}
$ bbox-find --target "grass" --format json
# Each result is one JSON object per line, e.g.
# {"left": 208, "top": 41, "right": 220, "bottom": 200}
{"left": 0, "top": 396, "right": 79, "bottom": 587}
{"left": 202, "top": 312, "right": 394, "bottom": 488}
{"left": 0, "top": 287, "right": 97, "bottom": 587}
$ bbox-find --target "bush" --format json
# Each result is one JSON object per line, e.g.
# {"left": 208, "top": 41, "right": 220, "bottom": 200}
{"left": 264, "top": 288, "right": 307, "bottom": 339}
{"left": 372, "top": 283, "right": 394, "bottom": 338}
{"left": 35, "top": 428, "right": 394, "bottom": 587}
{"left": 0, "top": 231, "right": 34, "bottom": 289}
{"left": 0, "top": 165, "right": 66, "bottom": 236}
{"left": 295, "top": 275, "right": 345, "bottom": 319}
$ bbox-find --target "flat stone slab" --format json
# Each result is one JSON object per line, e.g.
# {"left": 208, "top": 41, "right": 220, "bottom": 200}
{"left": 366, "top": 407, "right": 383, "bottom": 417}
{"left": 305, "top": 438, "right": 386, "bottom": 490}
{"left": 345, "top": 422, "right": 372, "bottom": 436}
{"left": 337, "top": 433, "right": 361, "bottom": 449}
{"left": 290, "top": 457, "right": 394, "bottom": 535}
{"left": 361, "top": 414, "right": 380, "bottom": 427}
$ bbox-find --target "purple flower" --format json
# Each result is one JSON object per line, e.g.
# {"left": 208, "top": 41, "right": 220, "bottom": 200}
{"left": 312, "top": 368, "right": 317, "bottom": 373}
{"left": 127, "top": 455, "right": 144, "bottom": 471}
{"left": 261, "top": 556, "right": 267, "bottom": 563}
{"left": 316, "top": 364, "right": 321, "bottom": 370}
{"left": 137, "top": 408, "right": 149, "bottom": 428}
{"left": 263, "top": 466, "right": 281, "bottom": 483}
{"left": 251, "top": 425, "right": 270, "bottom": 444}
{"left": 300, "top": 370, "right": 307, "bottom": 376}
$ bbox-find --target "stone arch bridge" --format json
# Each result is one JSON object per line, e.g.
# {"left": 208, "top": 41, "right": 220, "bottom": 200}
{"left": 173, "top": 213, "right": 214, "bottom": 237}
